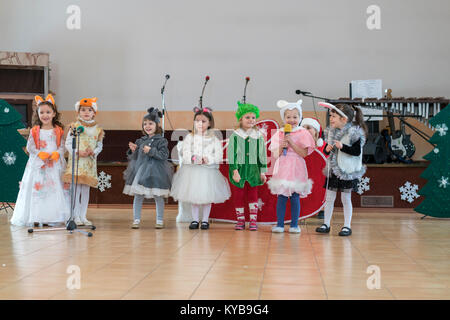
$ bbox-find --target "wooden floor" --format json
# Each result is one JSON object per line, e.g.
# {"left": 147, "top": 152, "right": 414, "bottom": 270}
{"left": 0, "top": 206, "right": 449, "bottom": 300}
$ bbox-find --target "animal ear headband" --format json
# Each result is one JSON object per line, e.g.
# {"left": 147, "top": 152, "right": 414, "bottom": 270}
{"left": 318, "top": 102, "right": 348, "bottom": 119}
{"left": 35, "top": 94, "right": 55, "bottom": 106}
{"left": 277, "top": 99, "right": 303, "bottom": 120}
{"left": 193, "top": 106, "right": 213, "bottom": 114}
{"left": 75, "top": 97, "right": 98, "bottom": 113}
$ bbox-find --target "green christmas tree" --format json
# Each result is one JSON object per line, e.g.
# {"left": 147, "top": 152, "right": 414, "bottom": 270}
{"left": 0, "top": 99, "right": 28, "bottom": 203}
{"left": 414, "top": 104, "right": 450, "bottom": 217}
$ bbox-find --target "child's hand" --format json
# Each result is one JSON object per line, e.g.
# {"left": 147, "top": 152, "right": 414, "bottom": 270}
{"left": 129, "top": 142, "right": 137, "bottom": 152}
{"left": 143, "top": 145, "right": 151, "bottom": 154}
{"left": 233, "top": 170, "right": 241, "bottom": 183}
{"left": 85, "top": 148, "right": 94, "bottom": 156}
{"left": 78, "top": 150, "right": 89, "bottom": 157}
{"left": 334, "top": 140, "right": 343, "bottom": 149}
{"left": 325, "top": 144, "right": 334, "bottom": 153}
{"left": 260, "top": 173, "right": 267, "bottom": 184}
{"left": 281, "top": 139, "right": 289, "bottom": 150}
{"left": 286, "top": 135, "right": 294, "bottom": 146}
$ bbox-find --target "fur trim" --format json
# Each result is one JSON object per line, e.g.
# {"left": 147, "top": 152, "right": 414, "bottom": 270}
{"left": 267, "top": 178, "right": 313, "bottom": 197}
{"left": 325, "top": 123, "right": 366, "bottom": 180}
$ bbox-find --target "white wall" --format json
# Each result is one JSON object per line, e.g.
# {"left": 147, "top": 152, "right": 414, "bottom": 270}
{"left": 1, "top": 0, "right": 449, "bottom": 111}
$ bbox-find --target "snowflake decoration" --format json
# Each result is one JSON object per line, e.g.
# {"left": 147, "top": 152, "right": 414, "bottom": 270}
{"left": 257, "top": 198, "right": 265, "bottom": 211}
{"left": 2, "top": 152, "right": 16, "bottom": 166}
{"left": 435, "top": 123, "right": 448, "bottom": 136}
{"left": 438, "top": 176, "right": 448, "bottom": 189}
{"left": 258, "top": 123, "right": 269, "bottom": 137}
{"left": 357, "top": 176, "right": 370, "bottom": 195}
{"left": 399, "top": 181, "right": 420, "bottom": 203}
{"left": 4, "top": 107, "right": 9, "bottom": 113}
{"left": 434, "top": 148, "right": 439, "bottom": 154}
{"left": 97, "top": 171, "right": 112, "bottom": 192}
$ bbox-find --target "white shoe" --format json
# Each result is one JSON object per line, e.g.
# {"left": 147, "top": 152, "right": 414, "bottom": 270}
{"left": 82, "top": 219, "right": 92, "bottom": 226}
{"left": 132, "top": 219, "right": 140, "bottom": 229}
{"left": 74, "top": 217, "right": 83, "bottom": 226}
{"left": 272, "top": 226, "right": 284, "bottom": 233}
{"left": 289, "top": 226, "right": 301, "bottom": 233}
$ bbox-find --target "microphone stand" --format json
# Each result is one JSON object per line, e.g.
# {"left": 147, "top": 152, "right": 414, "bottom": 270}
{"left": 161, "top": 75, "right": 169, "bottom": 135}
{"left": 28, "top": 126, "right": 94, "bottom": 236}
{"left": 242, "top": 78, "right": 249, "bottom": 104}
{"left": 199, "top": 77, "right": 209, "bottom": 108}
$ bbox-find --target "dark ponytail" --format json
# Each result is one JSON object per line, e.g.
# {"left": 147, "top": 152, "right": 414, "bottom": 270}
{"left": 352, "top": 106, "right": 368, "bottom": 136}
{"left": 334, "top": 104, "right": 367, "bottom": 136}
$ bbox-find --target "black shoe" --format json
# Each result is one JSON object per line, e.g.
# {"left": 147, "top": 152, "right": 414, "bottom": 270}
{"left": 201, "top": 222, "right": 210, "bottom": 230}
{"left": 338, "top": 227, "right": 352, "bottom": 236}
{"left": 189, "top": 221, "right": 199, "bottom": 229}
{"left": 315, "top": 224, "right": 330, "bottom": 233}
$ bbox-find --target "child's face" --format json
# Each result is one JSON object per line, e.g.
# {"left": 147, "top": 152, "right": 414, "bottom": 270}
{"left": 329, "top": 111, "right": 347, "bottom": 129}
{"left": 302, "top": 124, "right": 318, "bottom": 140}
{"left": 240, "top": 113, "right": 256, "bottom": 130}
{"left": 194, "top": 114, "right": 210, "bottom": 134}
{"left": 284, "top": 109, "right": 300, "bottom": 127}
{"left": 38, "top": 104, "right": 56, "bottom": 127}
{"left": 143, "top": 119, "right": 157, "bottom": 135}
{"left": 79, "top": 106, "right": 95, "bottom": 121}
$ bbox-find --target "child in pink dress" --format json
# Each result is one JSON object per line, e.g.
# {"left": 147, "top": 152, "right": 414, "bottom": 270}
{"left": 267, "top": 100, "right": 315, "bottom": 233}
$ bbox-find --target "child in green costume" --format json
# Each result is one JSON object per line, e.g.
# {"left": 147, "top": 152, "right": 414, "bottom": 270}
{"left": 227, "top": 101, "right": 267, "bottom": 231}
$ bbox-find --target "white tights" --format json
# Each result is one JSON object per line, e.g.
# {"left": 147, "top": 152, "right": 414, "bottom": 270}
{"left": 191, "top": 204, "right": 212, "bottom": 223}
{"left": 323, "top": 190, "right": 353, "bottom": 229}
{"left": 73, "top": 184, "right": 90, "bottom": 221}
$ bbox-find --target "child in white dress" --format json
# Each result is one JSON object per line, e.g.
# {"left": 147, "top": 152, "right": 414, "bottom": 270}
{"left": 170, "top": 107, "right": 231, "bottom": 229}
{"left": 10, "top": 95, "right": 70, "bottom": 226}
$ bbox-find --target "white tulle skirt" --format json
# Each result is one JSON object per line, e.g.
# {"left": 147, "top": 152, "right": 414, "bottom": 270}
{"left": 170, "top": 164, "right": 231, "bottom": 205}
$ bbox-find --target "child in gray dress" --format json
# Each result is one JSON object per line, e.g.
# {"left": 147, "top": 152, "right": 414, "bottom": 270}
{"left": 123, "top": 108, "right": 173, "bottom": 229}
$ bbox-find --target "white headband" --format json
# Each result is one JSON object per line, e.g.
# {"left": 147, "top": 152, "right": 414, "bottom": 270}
{"left": 318, "top": 102, "right": 348, "bottom": 119}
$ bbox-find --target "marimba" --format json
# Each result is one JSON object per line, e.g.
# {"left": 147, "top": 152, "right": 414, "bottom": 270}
{"left": 328, "top": 97, "right": 449, "bottom": 129}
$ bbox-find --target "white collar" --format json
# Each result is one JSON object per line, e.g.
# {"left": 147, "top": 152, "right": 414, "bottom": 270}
{"left": 234, "top": 128, "right": 262, "bottom": 139}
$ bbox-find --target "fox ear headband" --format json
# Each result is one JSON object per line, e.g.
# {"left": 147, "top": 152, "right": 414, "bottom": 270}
{"left": 35, "top": 94, "right": 55, "bottom": 107}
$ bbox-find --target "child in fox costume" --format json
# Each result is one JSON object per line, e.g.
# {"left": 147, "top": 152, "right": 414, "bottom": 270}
{"left": 10, "top": 94, "right": 70, "bottom": 226}
{"left": 63, "top": 97, "right": 104, "bottom": 226}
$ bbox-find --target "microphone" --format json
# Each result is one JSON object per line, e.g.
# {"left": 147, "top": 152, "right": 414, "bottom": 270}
{"left": 165, "top": 74, "right": 170, "bottom": 80}
{"left": 76, "top": 126, "right": 84, "bottom": 133}
{"left": 282, "top": 124, "right": 292, "bottom": 156}
{"left": 295, "top": 89, "right": 311, "bottom": 95}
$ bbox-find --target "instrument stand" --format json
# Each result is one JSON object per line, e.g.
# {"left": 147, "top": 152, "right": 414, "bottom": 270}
{"left": 27, "top": 127, "right": 95, "bottom": 237}
{"left": 0, "top": 202, "right": 14, "bottom": 214}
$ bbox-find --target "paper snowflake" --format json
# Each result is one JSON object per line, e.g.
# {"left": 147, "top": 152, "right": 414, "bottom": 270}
{"left": 2, "top": 152, "right": 16, "bottom": 166}
{"left": 438, "top": 176, "right": 448, "bottom": 189}
{"left": 4, "top": 107, "right": 9, "bottom": 113}
{"left": 357, "top": 176, "right": 370, "bottom": 195}
{"left": 435, "top": 123, "right": 448, "bottom": 136}
{"left": 97, "top": 171, "right": 112, "bottom": 192}
{"left": 433, "top": 148, "right": 439, "bottom": 154}
{"left": 399, "top": 181, "right": 420, "bottom": 203}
